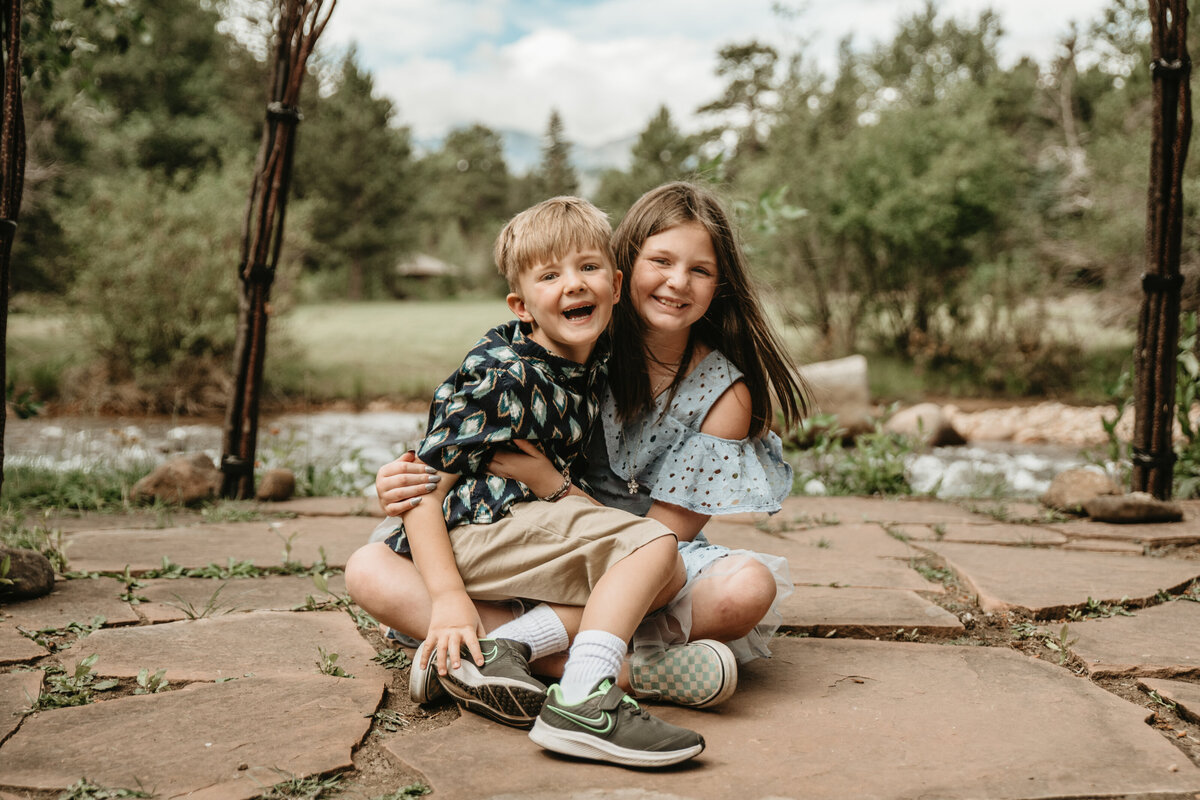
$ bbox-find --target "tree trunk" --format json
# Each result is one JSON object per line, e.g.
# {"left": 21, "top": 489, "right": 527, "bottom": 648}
{"left": 1132, "top": 0, "right": 1192, "bottom": 498}
{"left": 0, "top": 0, "right": 26, "bottom": 499}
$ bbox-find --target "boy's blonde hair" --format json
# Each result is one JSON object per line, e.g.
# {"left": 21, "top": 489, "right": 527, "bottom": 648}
{"left": 494, "top": 196, "right": 613, "bottom": 290}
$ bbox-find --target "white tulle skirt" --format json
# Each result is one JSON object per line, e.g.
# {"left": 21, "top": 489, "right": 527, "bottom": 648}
{"left": 632, "top": 532, "right": 793, "bottom": 664}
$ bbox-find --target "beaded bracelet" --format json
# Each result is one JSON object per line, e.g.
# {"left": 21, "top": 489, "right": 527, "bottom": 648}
{"left": 539, "top": 467, "right": 571, "bottom": 502}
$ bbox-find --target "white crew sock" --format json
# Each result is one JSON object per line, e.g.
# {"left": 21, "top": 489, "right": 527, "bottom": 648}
{"left": 559, "top": 629, "right": 627, "bottom": 704}
{"left": 486, "top": 603, "right": 569, "bottom": 663}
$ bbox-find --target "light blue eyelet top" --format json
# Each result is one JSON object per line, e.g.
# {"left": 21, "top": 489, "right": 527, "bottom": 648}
{"left": 585, "top": 349, "right": 793, "bottom": 516}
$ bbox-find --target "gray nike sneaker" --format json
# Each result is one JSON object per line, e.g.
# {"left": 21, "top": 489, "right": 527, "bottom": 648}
{"left": 408, "top": 640, "right": 446, "bottom": 705}
{"left": 529, "top": 678, "right": 705, "bottom": 767}
{"left": 438, "top": 638, "right": 547, "bottom": 728}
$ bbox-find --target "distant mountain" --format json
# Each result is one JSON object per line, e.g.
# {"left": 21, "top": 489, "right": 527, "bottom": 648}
{"left": 413, "top": 129, "right": 635, "bottom": 177}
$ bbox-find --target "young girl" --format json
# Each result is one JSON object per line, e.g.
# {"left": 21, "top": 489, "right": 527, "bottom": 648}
{"left": 376, "top": 181, "right": 808, "bottom": 676}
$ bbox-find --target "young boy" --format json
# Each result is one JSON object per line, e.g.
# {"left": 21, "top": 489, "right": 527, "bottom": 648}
{"left": 345, "top": 196, "right": 705, "bottom": 768}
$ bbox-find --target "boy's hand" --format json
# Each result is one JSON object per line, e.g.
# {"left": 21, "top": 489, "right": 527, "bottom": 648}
{"left": 376, "top": 451, "right": 441, "bottom": 516}
{"left": 488, "top": 439, "right": 562, "bottom": 498}
{"left": 423, "top": 590, "right": 488, "bottom": 675}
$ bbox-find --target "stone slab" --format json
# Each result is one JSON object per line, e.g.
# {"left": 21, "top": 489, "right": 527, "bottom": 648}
{"left": 920, "top": 542, "right": 1200, "bottom": 618}
{"left": 62, "top": 516, "right": 375, "bottom": 574}
{"left": 2, "top": 576, "right": 140, "bottom": 632}
{"left": 1069, "top": 600, "right": 1200, "bottom": 678}
{"left": 1140, "top": 677, "right": 1200, "bottom": 724}
{"left": 0, "top": 671, "right": 43, "bottom": 740}
{"left": 889, "top": 522, "right": 1066, "bottom": 546}
{"left": 261, "top": 496, "right": 380, "bottom": 517}
{"left": 135, "top": 573, "right": 348, "bottom": 623}
{"left": 0, "top": 675, "right": 382, "bottom": 799}
{"left": 54, "top": 609, "right": 387, "bottom": 684}
{"left": 1063, "top": 538, "right": 1145, "bottom": 554}
{"left": 775, "top": 495, "right": 997, "bottom": 525}
{"left": 775, "top": 522, "right": 917, "bottom": 558}
{"left": 778, "top": 586, "right": 965, "bottom": 638}
{"left": 384, "top": 637, "right": 1200, "bottom": 799}
{"left": 1046, "top": 516, "right": 1200, "bottom": 546}
{"left": 704, "top": 523, "right": 940, "bottom": 592}
{"left": 0, "top": 623, "right": 49, "bottom": 664}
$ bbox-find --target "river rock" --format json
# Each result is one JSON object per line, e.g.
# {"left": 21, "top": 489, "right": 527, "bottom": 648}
{"left": 0, "top": 544, "right": 55, "bottom": 600}
{"left": 131, "top": 453, "right": 222, "bottom": 506}
{"left": 1083, "top": 492, "right": 1184, "bottom": 524}
{"left": 798, "top": 355, "right": 875, "bottom": 439}
{"left": 256, "top": 468, "right": 296, "bottom": 502}
{"left": 884, "top": 403, "right": 966, "bottom": 447}
{"left": 1040, "top": 467, "right": 1121, "bottom": 514}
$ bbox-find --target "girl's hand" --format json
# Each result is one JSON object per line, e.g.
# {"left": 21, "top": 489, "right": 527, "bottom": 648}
{"left": 488, "top": 439, "right": 563, "bottom": 498}
{"left": 376, "top": 451, "right": 441, "bottom": 516}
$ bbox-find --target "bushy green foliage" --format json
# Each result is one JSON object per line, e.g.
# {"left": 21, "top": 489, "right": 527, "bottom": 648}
{"left": 790, "top": 414, "right": 914, "bottom": 496}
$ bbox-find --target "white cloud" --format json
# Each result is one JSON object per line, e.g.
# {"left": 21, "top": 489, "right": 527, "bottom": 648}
{"left": 318, "top": 0, "right": 1112, "bottom": 147}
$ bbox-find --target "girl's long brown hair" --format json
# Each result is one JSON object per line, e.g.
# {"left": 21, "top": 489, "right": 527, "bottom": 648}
{"left": 609, "top": 181, "right": 809, "bottom": 437}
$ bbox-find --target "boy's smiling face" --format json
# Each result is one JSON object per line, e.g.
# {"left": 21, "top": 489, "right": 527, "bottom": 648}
{"left": 506, "top": 247, "right": 622, "bottom": 363}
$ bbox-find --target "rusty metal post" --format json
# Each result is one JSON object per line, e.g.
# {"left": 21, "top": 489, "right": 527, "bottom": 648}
{"left": 221, "top": 0, "right": 335, "bottom": 499}
{"left": 1132, "top": 0, "right": 1192, "bottom": 499}
{"left": 0, "top": 0, "right": 25, "bottom": 498}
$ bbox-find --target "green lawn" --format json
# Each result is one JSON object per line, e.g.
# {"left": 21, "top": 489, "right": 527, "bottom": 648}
{"left": 269, "top": 300, "right": 515, "bottom": 403}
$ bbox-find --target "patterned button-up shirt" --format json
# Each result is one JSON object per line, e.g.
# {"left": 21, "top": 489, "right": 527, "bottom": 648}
{"left": 385, "top": 320, "right": 608, "bottom": 553}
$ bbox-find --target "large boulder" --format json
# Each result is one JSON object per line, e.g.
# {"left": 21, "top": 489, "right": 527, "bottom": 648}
{"left": 797, "top": 355, "right": 876, "bottom": 440}
{"left": 884, "top": 402, "right": 966, "bottom": 447}
{"left": 1040, "top": 467, "right": 1121, "bottom": 514}
{"left": 131, "top": 453, "right": 222, "bottom": 506}
{"left": 0, "top": 544, "right": 55, "bottom": 600}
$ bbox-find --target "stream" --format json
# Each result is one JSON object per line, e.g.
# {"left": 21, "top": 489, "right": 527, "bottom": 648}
{"left": 2, "top": 411, "right": 1092, "bottom": 501}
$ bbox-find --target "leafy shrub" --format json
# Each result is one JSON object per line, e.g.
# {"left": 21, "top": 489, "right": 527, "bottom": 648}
{"left": 790, "top": 414, "right": 915, "bottom": 496}
{"left": 62, "top": 160, "right": 304, "bottom": 413}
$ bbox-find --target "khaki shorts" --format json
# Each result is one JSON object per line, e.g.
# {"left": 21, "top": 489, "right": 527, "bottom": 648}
{"left": 448, "top": 495, "right": 676, "bottom": 605}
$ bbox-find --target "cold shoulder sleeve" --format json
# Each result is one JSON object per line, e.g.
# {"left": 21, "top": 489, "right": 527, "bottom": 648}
{"left": 639, "top": 414, "right": 793, "bottom": 514}
{"left": 600, "top": 349, "right": 794, "bottom": 516}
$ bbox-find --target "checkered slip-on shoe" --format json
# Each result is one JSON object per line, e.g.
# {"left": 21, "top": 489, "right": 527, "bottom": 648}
{"left": 628, "top": 639, "right": 738, "bottom": 709}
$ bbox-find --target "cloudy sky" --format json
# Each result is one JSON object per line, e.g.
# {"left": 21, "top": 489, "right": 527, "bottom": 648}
{"left": 319, "top": 0, "right": 1114, "bottom": 147}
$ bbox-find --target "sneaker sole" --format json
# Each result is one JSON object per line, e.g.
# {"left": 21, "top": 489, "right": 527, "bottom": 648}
{"left": 529, "top": 718, "right": 704, "bottom": 767}
{"left": 441, "top": 661, "right": 545, "bottom": 729}
{"left": 408, "top": 643, "right": 445, "bottom": 705}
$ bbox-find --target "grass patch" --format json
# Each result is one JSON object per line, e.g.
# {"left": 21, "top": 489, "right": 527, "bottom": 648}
{"left": 268, "top": 300, "right": 512, "bottom": 403}
{"left": 1, "top": 463, "right": 153, "bottom": 513}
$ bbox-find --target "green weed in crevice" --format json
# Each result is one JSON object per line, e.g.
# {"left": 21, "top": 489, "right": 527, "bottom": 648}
{"left": 56, "top": 778, "right": 151, "bottom": 800}
{"left": 370, "top": 784, "right": 431, "bottom": 800}
{"left": 315, "top": 646, "right": 353, "bottom": 678}
{"left": 1066, "top": 596, "right": 1135, "bottom": 621}
{"left": 258, "top": 772, "right": 343, "bottom": 800}
{"left": 1043, "top": 624, "right": 1079, "bottom": 666}
{"left": 20, "top": 615, "right": 106, "bottom": 652}
{"left": 31, "top": 654, "right": 119, "bottom": 710}
{"left": 167, "top": 582, "right": 234, "bottom": 620}
{"left": 133, "top": 667, "right": 169, "bottom": 694}
{"left": 372, "top": 708, "right": 412, "bottom": 733}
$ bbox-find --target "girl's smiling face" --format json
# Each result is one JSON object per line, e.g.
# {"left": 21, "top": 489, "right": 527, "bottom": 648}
{"left": 630, "top": 221, "right": 719, "bottom": 335}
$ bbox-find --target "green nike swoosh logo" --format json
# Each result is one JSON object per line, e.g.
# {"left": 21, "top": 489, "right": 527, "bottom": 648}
{"left": 480, "top": 642, "right": 498, "bottom": 663}
{"left": 549, "top": 705, "right": 615, "bottom": 735}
